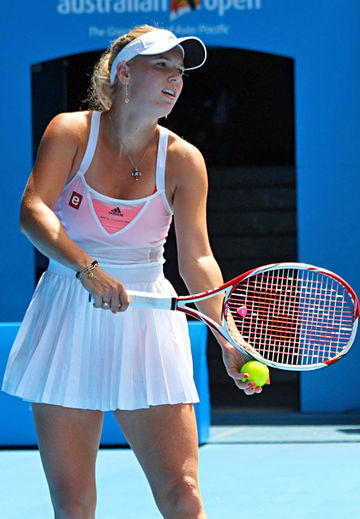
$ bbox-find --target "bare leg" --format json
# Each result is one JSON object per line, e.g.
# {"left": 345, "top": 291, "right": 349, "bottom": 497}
{"left": 115, "top": 403, "right": 207, "bottom": 519}
{"left": 32, "top": 403, "right": 104, "bottom": 519}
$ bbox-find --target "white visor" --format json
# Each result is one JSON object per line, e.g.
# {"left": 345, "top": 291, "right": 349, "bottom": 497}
{"left": 110, "top": 29, "right": 207, "bottom": 84}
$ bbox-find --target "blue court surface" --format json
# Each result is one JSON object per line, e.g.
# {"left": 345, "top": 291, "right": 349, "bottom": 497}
{"left": 1, "top": 413, "right": 360, "bottom": 518}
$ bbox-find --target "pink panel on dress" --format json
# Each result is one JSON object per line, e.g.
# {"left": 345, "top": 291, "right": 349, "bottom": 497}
{"left": 92, "top": 199, "right": 144, "bottom": 234}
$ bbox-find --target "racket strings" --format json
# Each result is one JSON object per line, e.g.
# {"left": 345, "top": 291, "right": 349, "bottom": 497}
{"left": 226, "top": 268, "right": 355, "bottom": 366}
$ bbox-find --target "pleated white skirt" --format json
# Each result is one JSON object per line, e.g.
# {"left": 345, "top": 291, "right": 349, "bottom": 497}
{"left": 2, "top": 260, "right": 199, "bottom": 411}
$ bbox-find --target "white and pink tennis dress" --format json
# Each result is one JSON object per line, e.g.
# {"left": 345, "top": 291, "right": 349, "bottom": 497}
{"left": 2, "top": 111, "right": 199, "bottom": 411}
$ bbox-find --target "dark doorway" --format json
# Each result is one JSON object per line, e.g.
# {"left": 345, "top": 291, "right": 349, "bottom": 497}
{"left": 31, "top": 47, "right": 298, "bottom": 413}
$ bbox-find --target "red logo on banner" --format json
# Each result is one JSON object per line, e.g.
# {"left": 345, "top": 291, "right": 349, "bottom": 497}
{"left": 170, "top": 0, "right": 201, "bottom": 20}
{"left": 69, "top": 191, "right": 83, "bottom": 210}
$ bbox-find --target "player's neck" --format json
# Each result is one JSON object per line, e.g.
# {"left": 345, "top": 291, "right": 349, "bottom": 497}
{"left": 107, "top": 105, "right": 158, "bottom": 155}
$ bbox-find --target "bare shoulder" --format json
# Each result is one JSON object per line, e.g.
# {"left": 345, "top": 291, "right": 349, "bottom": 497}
{"left": 165, "top": 128, "right": 207, "bottom": 190}
{"left": 166, "top": 129, "right": 206, "bottom": 168}
{"left": 36, "top": 111, "right": 93, "bottom": 178}
{"left": 43, "top": 110, "right": 91, "bottom": 145}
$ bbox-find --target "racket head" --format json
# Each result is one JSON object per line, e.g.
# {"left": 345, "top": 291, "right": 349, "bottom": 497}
{"left": 223, "top": 263, "right": 359, "bottom": 371}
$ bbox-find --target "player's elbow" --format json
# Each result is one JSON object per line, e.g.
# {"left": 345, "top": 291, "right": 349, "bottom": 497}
{"left": 178, "top": 254, "right": 196, "bottom": 279}
{"left": 19, "top": 201, "right": 31, "bottom": 234}
{"left": 178, "top": 254, "right": 211, "bottom": 283}
{"left": 19, "top": 198, "right": 40, "bottom": 235}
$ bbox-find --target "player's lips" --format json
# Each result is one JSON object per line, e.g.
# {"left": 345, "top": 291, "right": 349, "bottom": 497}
{"left": 162, "top": 88, "right": 176, "bottom": 98}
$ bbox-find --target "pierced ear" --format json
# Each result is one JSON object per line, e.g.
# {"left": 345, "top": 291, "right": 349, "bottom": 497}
{"left": 116, "top": 61, "right": 130, "bottom": 85}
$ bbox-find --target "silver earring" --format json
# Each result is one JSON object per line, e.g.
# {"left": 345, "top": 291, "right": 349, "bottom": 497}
{"left": 124, "top": 84, "right": 130, "bottom": 104}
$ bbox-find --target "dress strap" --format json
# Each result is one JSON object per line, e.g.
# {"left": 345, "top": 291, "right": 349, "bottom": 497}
{"left": 78, "top": 111, "right": 101, "bottom": 176}
{"left": 155, "top": 126, "right": 169, "bottom": 192}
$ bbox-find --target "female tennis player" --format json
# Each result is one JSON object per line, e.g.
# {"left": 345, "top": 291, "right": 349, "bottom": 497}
{"left": 2, "top": 25, "right": 267, "bottom": 518}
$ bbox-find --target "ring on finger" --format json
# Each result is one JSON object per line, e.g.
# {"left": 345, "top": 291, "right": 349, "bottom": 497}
{"left": 102, "top": 301, "right": 110, "bottom": 309}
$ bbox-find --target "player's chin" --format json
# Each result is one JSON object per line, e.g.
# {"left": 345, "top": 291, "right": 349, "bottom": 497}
{"left": 163, "top": 103, "right": 176, "bottom": 117}
{"left": 162, "top": 96, "right": 178, "bottom": 110}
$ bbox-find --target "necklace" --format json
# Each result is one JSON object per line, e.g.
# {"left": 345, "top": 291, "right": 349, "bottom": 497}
{"left": 108, "top": 112, "right": 152, "bottom": 182}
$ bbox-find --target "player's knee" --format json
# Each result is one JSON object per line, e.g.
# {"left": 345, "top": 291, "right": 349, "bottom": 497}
{"left": 52, "top": 491, "right": 96, "bottom": 518}
{"left": 158, "top": 476, "right": 204, "bottom": 518}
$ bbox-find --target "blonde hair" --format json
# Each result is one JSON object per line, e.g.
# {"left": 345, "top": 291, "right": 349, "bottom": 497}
{"left": 86, "top": 25, "right": 158, "bottom": 111}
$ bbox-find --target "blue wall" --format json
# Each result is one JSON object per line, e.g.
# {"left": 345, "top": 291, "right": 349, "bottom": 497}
{"left": 1, "top": 1, "right": 359, "bottom": 411}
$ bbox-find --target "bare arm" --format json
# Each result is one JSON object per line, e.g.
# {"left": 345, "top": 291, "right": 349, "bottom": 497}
{"left": 172, "top": 146, "right": 224, "bottom": 323}
{"left": 171, "top": 141, "right": 263, "bottom": 395}
{"left": 20, "top": 112, "right": 129, "bottom": 312}
{"left": 21, "top": 113, "right": 91, "bottom": 269}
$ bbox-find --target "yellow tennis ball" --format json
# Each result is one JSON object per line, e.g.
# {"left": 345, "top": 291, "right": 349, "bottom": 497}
{"left": 240, "top": 361, "right": 269, "bottom": 387}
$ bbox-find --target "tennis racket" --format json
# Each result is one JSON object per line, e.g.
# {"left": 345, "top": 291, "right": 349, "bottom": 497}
{"left": 92, "top": 262, "right": 359, "bottom": 370}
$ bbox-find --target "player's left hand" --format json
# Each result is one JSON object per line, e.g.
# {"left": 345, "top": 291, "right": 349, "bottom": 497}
{"left": 220, "top": 342, "right": 270, "bottom": 395}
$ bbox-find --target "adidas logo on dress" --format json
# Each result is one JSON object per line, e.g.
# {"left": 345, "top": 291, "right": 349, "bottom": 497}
{"left": 109, "top": 207, "right": 123, "bottom": 216}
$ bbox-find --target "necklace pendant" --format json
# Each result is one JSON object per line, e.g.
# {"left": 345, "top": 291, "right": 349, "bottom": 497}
{"left": 132, "top": 168, "right": 141, "bottom": 182}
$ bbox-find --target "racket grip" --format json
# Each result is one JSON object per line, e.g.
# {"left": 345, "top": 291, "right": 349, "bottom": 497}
{"left": 127, "top": 290, "right": 175, "bottom": 310}
{"left": 88, "top": 291, "right": 175, "bottom": 311}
